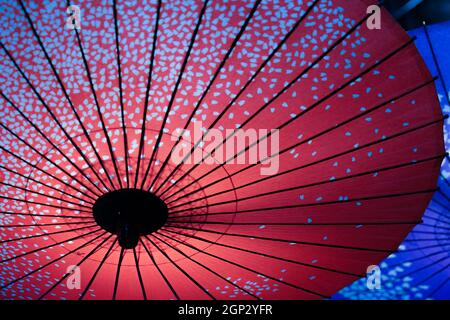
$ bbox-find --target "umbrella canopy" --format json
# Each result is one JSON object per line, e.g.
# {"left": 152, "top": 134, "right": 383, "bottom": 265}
{"left": 336, "top": 19, "right": 450, "bottom": 300}
{"left": 0, "top": 0, "right": 445, "bottom": 300}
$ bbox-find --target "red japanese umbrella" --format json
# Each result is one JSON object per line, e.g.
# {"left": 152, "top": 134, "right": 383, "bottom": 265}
{"left": 0, "top": 0, "right": 445, "bottom": 300}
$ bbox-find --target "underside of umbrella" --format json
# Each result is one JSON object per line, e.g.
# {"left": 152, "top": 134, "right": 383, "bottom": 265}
{"left": 0, "top": 0, "right": 445, "bottom": 300}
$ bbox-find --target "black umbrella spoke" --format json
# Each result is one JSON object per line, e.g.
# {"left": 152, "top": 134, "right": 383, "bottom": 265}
{"left": 428, "top": 206, "right": 450, "bottom": 220}
{"left": 424, "top": 207, "right": 450, "bottom": 223}
{"left": 112, "top": 246, "right": 125, "bottom": 300}
{"left": 420, "top": 223, "right": 450, "bottom": 232}
{"left": 0, "top": 221, "right": 94, "bottom": 228}
{"left": 153, "top": 231, "right": 261, "bottom": 300}
{"left": 0, "top": 195, "right": 92, "bottom": 214}
{"left": 65, "top": 0, "right": 122, "bottom": 190}
{"left": 168, "top": 153, "right": 444, "bottom": 209}
{"left": 157, "top": 229, "right": 329, "bottom": 299}
{"left": 133, "top": 247, "right": 147, "bottom": 300}
{"left": 140, "top": 0, "right": 211, "bottom": 190}
{"left": 112, "top": 0, "right": 129, "bottom": 189}
{"left": 161, "top": 228, "right": 363, "bottom": 278}
{"left": 39, "top": 234, "right": 113, "bottom": 300}
{"left": 423, "top": 22, "right": 450, "bottom": 106}
{"left": 0, "top": 230, "right": 106, "bottom": 291}
{"left": 388, "top": 249, "right": 448, "bottom": 269}
{"left": 403, "top": 238, "right": 449, "bottom": 242}
{"left": 0, "top": 181, "right": 92, "bottom": 209}
{"left": 164, "top": 225, "right": 394, "bottom": 253}
{"left": 0, "top": 90, "right": 103, "bottom": 198}
{"left": 0, "top": 224, "right": 98, "bottom": 244}
{"left": 79, "top": 238, "right": 117, "bottom": 300}
{"left": 397, "top": 242, "right": 450, "bottom": 253}
{"left": 169, "top": 188, "right": 436, "bottom": 217}
{"left": 440, "top": 170, "right": 450, "bottom": 189}
{"left": 410, "top": 229, "right": 450, "bottom": 236}
{"left": 139, "top": 238, "right": 180, "bottom": 300}
{"left": 145, "top": 235, "right": 216, "bottom": 299}
{"left": 429, "top": 277, "right": 450, "bottom": 297}
{"left": 17, "top": 0, "right": 117, "bottom": 191}
{"left": 402, "top": 256, "right": 449, "bottom": 278}
{"left": 431, "top": 198, "right": 450, "bottom": 213}
{"left": 169, "top": 189, "right": 437, "bottom": 219}
{"left": 147, "top": 0, "right": 264, "bottom": 191}
{"left": 0, "top": 42, "right": 110, "bottom": 193}
{"left": 423, "top": 212, "right": 450, "bottom": 225}
{"left": 0, "top": 164, "right": 95, "bottom": 204}
{"left": 134, "top": 0, "right": 162, "bottom": 189}
{"left": 165, "top": 72, "right": 433, "bottom": 203}
{"left": 156, "top": 9, "right": 376, "bottom": 197}
{"left": 151, "top": 0, "right": 321, "bottom": 195}
{"left": 0, "top": 228, "right": 102, "bottom": 264}
{"left": 436, "top": 189, "right": 450, "bottom": 205}
{"left": 425, "top": 215, "right": 450, "bottom": 228}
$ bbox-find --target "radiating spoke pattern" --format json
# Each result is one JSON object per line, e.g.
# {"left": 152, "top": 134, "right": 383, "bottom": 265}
{"left": 0, "top": 0, "right": 444, "bottom": 300}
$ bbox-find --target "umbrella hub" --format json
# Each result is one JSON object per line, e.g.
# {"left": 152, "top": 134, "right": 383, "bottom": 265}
{"left": 92, "top": 189, "right": 168, "bottom": 249}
